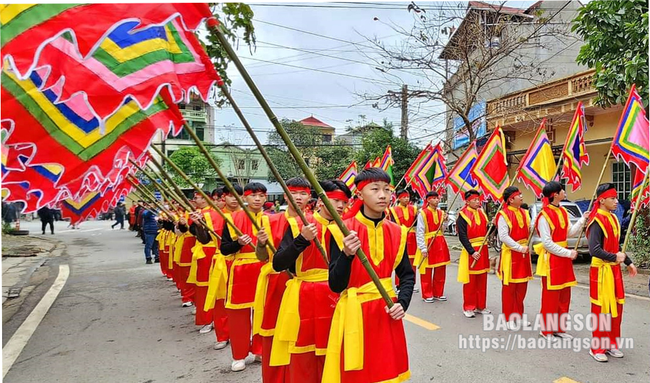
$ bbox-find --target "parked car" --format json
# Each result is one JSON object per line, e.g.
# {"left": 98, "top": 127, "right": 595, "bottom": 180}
{"left": 528, "top": 200, "right": 589, "bottom": 260}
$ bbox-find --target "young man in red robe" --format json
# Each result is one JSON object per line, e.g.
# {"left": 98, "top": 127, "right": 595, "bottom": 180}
{"left": 193, "top": 186, "right": 245, "bottom": 351}
{"left": 324, "top": 168, "right": 414, "bottom": 383}
{"left": 496, "top": 186, "right": 533, "bottom": 329}
{"left": 416, "top": 190, "right": 450, "bottom": 303}
{"left": 187, "top": 192, "right": 221, "bottom": 335}
{"left": 174, "top": 203, "right": 196, "bottom": 309}
{"left": 586, "top": 183, "right": 637, "bottom": 362}
{"left": 390, "top": 189, "right": 419, "bottom": 292}
{"left": 220, "top": 182, "right": 269, "bottom": 372}
{"left": 253, "top": 177, "right": 311, "bottom": 383}
{"left": 535, "top": 181, "right": 587, "bottom": 339}
{"left": 270, "top": 179, "right": 350, "bottom": 383}
{"left": 457, "top": 189, "right": 491, "bottom": 318}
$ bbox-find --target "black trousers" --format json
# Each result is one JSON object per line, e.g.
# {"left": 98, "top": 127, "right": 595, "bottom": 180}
{"left": 41, "top": 218, "right": 54, "bottom": 234}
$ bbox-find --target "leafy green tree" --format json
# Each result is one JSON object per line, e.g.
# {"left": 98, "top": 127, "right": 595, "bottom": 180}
{"left": 314, "top": 139, "right": 355, "bottom": 181}
{"left": 573, "top": 0, "right": 649, "bottom": 106}
{"left": 166, "top": 146, "right": 221, "bottom": 188}
{"left": 355, "top": 121, "right": 420, "bottom": 187}
{"left": 266, "top": 119, "right": 323, "bottom": 182}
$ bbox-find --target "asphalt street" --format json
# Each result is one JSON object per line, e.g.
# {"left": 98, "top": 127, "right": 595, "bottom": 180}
{"left": 3, "top": 219, "right": 649, "bottom": 383}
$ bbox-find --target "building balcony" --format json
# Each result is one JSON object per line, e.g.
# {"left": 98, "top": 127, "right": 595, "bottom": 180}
{"left": 181, "top": 110, "right": 207, "bottom": 121}
{"left": 487, "top": 69, "right": 598, "bottom": 128}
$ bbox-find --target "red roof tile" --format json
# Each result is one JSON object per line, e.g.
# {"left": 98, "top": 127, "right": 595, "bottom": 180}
{"left": 299, "top": 116, "right": 333, "bottom": 128}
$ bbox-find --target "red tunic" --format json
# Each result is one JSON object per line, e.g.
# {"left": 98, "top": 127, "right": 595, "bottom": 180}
{"left": 420, "top": 206, "right": 450, "bottom": 269}
{"left": 458, "top": 207, "right": 490, "bottom": 281}
{"left": 188, "top": 207, "right": 223, "bottom": 287}
{"left": 225, "top": 210, "right": 269, "bottom": 309}
{"left": 497, "top": 206, "right": 533, "bottom": 284}
{"left": 587, "top": 210, "right": 625, "bottom": 316}
{"left": 537, "top": 205, "right": 576, "bottom": 290}
{"left": 323, "top": 213, "right": 410, "bottom": 383}
{"left": 390, "top": 204, "right": 418, "bottom": 259}
{"left": 255, "top": 211, "right": 294, "bottom": 335}
{"left": 270, "top": 212, "right": 339, "bottom": 367}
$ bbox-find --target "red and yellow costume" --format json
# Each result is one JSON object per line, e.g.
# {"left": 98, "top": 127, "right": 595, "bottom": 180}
{"left": 173, "top": 212, "right": 195, "bottom": 305}
{"left": 390, "top": 204, "right": 418, "bottom": 286}
{"left": 223, "top": 210, "right": 271, "bottom": 361}
{"left": 416, "top": 206, "right": 450, "bottom": 299}
{"left": 587, "top": 208, "right": 625, "bottom": 354}
{"left": 201, "top": 209, "right": 233, "bottom": 344}
{"left": 457, "top": 206, "right": 490, "bottom": 311}
{"left": 188, "top": 207, "right": 223, "bottom": 327}
{"left": 535, "top": 204, "right": 577, "bottom": 335}
{"left": 253, "top": 211, "right": 293, "bottom": 383}
{"left": 497, "top": 206, "right": 533, "bottom": 322}
{"left": 270, "top": 212, "right": 338, "bottom": 383}
{"left": 324, "top": 212, "right": 410, "bottom": 383}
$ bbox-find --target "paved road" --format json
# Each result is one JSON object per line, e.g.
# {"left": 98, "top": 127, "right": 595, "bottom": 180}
{"left": 3, "top": 220, "right": 650, "bottom": 383}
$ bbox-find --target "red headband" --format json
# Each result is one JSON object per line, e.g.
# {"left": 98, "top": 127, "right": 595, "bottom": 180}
{"left": 465, "top": 194, "right": 480, "bottom": 202}
{"left": 356, "top": 179, "right": 387, "bottom": 191}
{"left": 287, "top": 186, "right": 311, "bottom": 194}
{"left": 326, "top": 190, "right": 349, "bottom": 202}
{"left": 588, "top": 188, "right": 617, "bottom": 227}
{"left": 244, "top": 190, "right": 266, "bottom": 197}
{"left": 397, "top": 191, "right": 409, "bottom": 199}
{"left": 426, "top": 194, "right": 439, "bottom": 201}
{"left": 507, "top": 191, "right": 522, "bottom": 203}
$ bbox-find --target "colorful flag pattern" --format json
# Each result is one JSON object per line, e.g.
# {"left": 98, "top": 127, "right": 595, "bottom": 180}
{"left": 515, "top": 120, "right": 557, "bottom": 198}
{"left": 560, "top": 102, "right": 590, "bottom": 192}
{"left": 338, "top": 160, "right": 358, "bottom": 193}
{"left": 35, "top": 17, "right": 221, "bottom": 121}
{"left": 470, "top": 127, "right": 510, "bottom": 202}
{"left": 446, "top": 142, "right": 478, "bottom": 194}
{"left": 1, "top": 3, "right": 212, "bottom": 77}
{"left": 1, "top": 67, "right": 184, "bottom": 188}
{"left": 611, "top": 85, "right": 649, "bottom": 175}
{"left": 406, "top": 143, "right": 447, "bottom": 199}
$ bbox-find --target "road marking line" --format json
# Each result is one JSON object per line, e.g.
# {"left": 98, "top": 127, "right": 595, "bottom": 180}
{"left": 3, "top": 264, "right": 70, "bottom": 378}
{"left": 58, "top": 228, "right": 102, "bottom": 234}
{"left": 554, "top": 377, "right": 581, "bottom": 383}
{"left": 404, "top": 314, "right": 440, "bottom": 331}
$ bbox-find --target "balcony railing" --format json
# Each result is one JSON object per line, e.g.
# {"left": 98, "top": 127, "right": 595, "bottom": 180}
{"left": 487, "top": 69, "right": 596, "bottom": 118}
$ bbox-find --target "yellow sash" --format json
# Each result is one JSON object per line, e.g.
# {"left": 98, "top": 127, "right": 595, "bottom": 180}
{"left": 166, "top": 232, "right": 176, "bottom": 270}
{"left": 252, "top": 262, "right": 280, "bottom": 336}
{"left": 203, "top": 253, "right": 234, "bottom": 311}
{"left": 457, "top": 237, "right": 486, "bottom": 284}
{"left": 173, "top": 232, "right": 190, "bottom": 265}
{"left": 270, "top": 269, "right": 329, "bottom": 366}
{"left": 534, "top": 240, "right": 567, "bottom": 277}
{"left": 156, "top": 230, "right": 166, "bottom": 251}
{"left": 322, "top": 278, "right": 395, "bottom": 382}
{"left": 590, "top": 257, "right": 624, "bottom": 318}
{"left": 415, "top": 231, "right": 447, "bottom": 273}
{"left": 499, "top": 238, "right": 529, "bottom": 285}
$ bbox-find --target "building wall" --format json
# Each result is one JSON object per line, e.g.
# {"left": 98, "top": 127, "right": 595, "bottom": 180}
{"left": 508, "top": 108, "right": 624, "bottom": 205}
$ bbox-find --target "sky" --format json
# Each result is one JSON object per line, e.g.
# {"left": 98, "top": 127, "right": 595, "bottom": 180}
{"left": 204, "top": 1, "right": 538, "bottom": 149}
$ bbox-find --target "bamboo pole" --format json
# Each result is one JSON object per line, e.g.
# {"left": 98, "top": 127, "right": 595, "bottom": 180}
{"left": 150, "top": 145, "right": 277, "bottom": 254}
{"left": 128, "top": 177, "right": 222, "bottom": 240}
{"left": 622, "top": 170, "right": 649, "bottom": 253}
{"left": 147, "top": 155, "right": 195, "bottom": 210}
{"left": 416, "top": 176, "right": 470, "bottom": 269}
{"left": 203, "top": 87, "right": 329, "bottom": 264}
{"left": 167, "top": 129, "right": 279, "bottom": 260}
{"left": 131, "top": 160, "right": 190, "bottom": 213}
{"left": 208, "top": 23, "right": 393, "bottom": 306}
{"left": 572, "top": 144, "right": 614, "bottom": 250}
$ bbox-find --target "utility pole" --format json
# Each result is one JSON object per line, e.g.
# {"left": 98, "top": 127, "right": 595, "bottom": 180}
{"left": 387, "top": 85, "right": 409, "bottom": 140}
{"left": 400, "top": 84, "right": 408, "bottom": 140}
